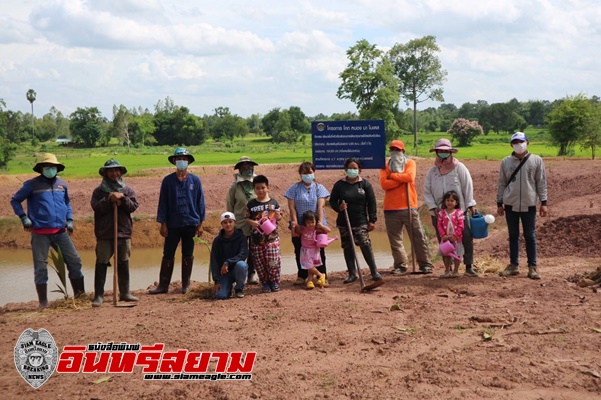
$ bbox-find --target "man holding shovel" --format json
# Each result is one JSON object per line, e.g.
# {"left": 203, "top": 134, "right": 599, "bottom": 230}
{"left": 90, "top": 159, "right": 139, "bottom": 307}
{"left": 380, "top": 140, "right": 434, "bottom": 275}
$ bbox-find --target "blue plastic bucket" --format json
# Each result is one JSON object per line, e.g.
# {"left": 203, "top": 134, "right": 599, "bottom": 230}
{"left": 470, "top": 211, "right": 488, "bottom": 239}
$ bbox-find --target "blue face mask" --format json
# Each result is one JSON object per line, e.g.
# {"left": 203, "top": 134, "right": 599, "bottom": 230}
{"left": 438, "top": 153, "right": 451, "bottom": 160}
{"left": 42, "top": 167, "right": 57, "bottom": 179}
{"left": 175, "top": 160, "right": 188, "bottom": 171}
{"left": 346, "top": 169, "right": 359, "bottom": 179}
{"left": 301, "top": 174, "right": 314, "bottom": 184}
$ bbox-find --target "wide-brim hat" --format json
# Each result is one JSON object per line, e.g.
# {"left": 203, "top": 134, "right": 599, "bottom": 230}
{"left": 234, "top": 156, "right": 258, "bottom": 170}
{"left": 99, "top": 158, "right": 127, "bottom": 176}
{"left": 33, "top": 153, "right": 65, "bottom": 173}
{"left": 168, "top": 147, "right": 195, "bottom": 165}
{"left": 429, "top": 138, "right": 458, "bottom": 154}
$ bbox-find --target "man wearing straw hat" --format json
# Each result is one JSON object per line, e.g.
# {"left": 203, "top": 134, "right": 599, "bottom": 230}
{"left": 90, "top": 159, "right": 140, "bottom": 307}
{"left": 10, "top": 153, "right": 86, "bottom": 308}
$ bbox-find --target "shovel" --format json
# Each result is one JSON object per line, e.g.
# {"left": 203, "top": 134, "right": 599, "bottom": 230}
{"left": 112, "top": 202, "right": 136, "bottom": 308}
{"left": 342, "top": 202, "right": 385, "bottom": 292}
{"left": 406, "top": 183, "right": 425, "bottom": 275}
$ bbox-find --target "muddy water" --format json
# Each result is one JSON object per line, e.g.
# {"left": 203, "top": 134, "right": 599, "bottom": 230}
{"left": 0, "top": 231, "right": 409, "bottom": 306}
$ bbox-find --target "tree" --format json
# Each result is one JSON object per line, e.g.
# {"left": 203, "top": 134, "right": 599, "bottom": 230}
{"left": 26, "top": 89, "right": 36, "bottom": 142}
{"left": 547, "top": 94, "right": 592, "bottom": 156}
{"left": 110, "top": 105, "right": 133, "bottom": 151}
{"left": 69, "top": 107, "right": 103, "bottom": 147}
{"left": 388, "top": 35, "right": 447, "bottom": 151}
{"left": 447, "top": 118, "right": 483, "bottom": 147}
{"left": 261, "top": 108, "right": 281, "bottom": 137}
{"left": 211, "top": 107, "right": 249, "bottom": 141}
{"left": 337, "top": 39, "right": 401, "bottom": 139}
{"left": 153, "top": 98, "right": 205, "bottom": 146}
{"left": 579, "top": 102, "right": 601, "bottom": 159}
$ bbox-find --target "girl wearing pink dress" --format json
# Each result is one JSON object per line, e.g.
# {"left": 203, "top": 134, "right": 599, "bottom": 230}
{"left": 299, "top": 211, "right": 333, "bottom": 289}
{"left": 437, "top": 191, "right": 465, "bottom": 278}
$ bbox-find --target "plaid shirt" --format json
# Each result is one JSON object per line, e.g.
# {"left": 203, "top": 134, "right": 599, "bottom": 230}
{"left": 284, "top": 182, "right": 330, "bottom": 226}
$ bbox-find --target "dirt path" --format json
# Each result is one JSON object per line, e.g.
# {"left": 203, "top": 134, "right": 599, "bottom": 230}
{"left": 1, "top": 158, "right": 600, "bottom": 399}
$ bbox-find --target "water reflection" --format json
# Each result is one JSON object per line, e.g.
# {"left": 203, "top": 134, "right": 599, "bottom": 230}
{"left": 0, "top": 231, "right": 403, "bottom": 306}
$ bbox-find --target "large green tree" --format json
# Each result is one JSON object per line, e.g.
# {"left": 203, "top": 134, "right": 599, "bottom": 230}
{"left": 211, "top": 107, "right": 249, "bottom": 141}
{"left": 153, "top": 97, "right": 205, "bottom": 146}
{"left": 579, "top": 100, "right": 601, "bottom": 159}
{"left": 547, "top": 94, "right": 593, "bottom": 156}
{"left": 337, "top": 39, "right": 400, "bottom": 139}
{"left": 388, "top": 35, "right": 447, "bottom": 151}
{"left": 69, "top": 107, "right": 104, "bottom": 147}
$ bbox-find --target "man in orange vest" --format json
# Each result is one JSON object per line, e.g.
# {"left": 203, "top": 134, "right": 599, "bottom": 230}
{"left": 379, "top": 140, "right": 433, "bottom": 274}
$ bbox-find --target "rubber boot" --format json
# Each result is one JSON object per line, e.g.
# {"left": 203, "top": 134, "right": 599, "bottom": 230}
{"left": 118, "top": 260, "right": 139, "bottom": 302}
{"left": 181, "top": 256, "right": 194, "bottom": 294}
{"left": 342, "top": 246, "right": 357, "bottom": 284}
{"left": 92, "top": 263, "right": 108, "bottom": 307}
{"left": 360, "top": 245, "right": 382, "bottom": 280}
{"left": 35, "top": 284, "right": 49, "bottom": 308}
{"left": 149, "top": 258, "right": 174, "bottom": 294}
{"left": 70, "top": 277, "right": 86, "bottom": 298}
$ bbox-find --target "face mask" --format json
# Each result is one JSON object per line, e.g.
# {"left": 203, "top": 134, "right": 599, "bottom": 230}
{"left": 346, "top": 169, "right": 359, "bottom": 179}
{"left": 175, "top": 160, "right": 188, "bottom": 171}
{"left": 437, "top": 153, "right": 451, "bottom": 160}
{"left": 512, "top": 142, "right": 528, "bottom": 155}
{"left": 240, "top": 169, "right": 254, "bottom": 179}
{"left": 301, "top": 174, "right": 314, "bottom": 184}
{"left": 42, "top": 167, "right": 57, "bottom": 179}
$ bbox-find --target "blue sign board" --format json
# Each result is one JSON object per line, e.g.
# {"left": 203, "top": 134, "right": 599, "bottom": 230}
{"left": 311, "top": 120, "right": 385, "bottom": 170}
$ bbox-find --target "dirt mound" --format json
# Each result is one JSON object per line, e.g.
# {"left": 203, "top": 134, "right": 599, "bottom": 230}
{"left": 538, "top": 214, "right": 601, "bottom": 258}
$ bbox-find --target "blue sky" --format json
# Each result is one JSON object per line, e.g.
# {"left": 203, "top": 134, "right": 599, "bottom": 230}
{"left": 1, "top": 0, "right": 600, "bottom": 119}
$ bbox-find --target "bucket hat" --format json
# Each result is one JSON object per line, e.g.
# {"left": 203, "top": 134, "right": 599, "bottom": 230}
{"left": 234, "top": 156, "right": 258, "bottom": 170}
{"left": 33, "top": 153, "right": 65, "bottom": 173}
{"left": 429, "top": 138, "right": 458, "bottom": 154}
{"left": 99, "top": 158, "right": 127, "bottom": 176}
{"left": 168, "top": 147, "right": 195, "bottom": 165}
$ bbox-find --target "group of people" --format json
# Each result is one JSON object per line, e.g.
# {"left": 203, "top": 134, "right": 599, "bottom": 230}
{"left": 11, "top": 131, "right": 547, "bottom": 307}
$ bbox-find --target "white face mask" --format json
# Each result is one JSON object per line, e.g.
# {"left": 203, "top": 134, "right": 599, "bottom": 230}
{"left": 175, "top": 160, "right": 188, "bottom": 171}
{"left": 512, "top": 142, "right": 528, "bottom": 155}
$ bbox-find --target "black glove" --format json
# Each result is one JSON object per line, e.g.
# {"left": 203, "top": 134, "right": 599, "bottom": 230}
{"left": 21, "top": 215, "right": 32, "bottom": 229}
{"left": 66, "top": 219, "right": 74, "bottom": 233}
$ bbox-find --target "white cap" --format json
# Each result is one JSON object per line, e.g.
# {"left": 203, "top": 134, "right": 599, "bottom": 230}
{"left": 220, "top": 212, "right": 236, "bottom": 222}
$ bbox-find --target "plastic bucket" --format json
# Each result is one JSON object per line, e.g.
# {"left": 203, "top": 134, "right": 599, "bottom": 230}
{"left": 470, "top": 211, "right": 488, "bottom": 239}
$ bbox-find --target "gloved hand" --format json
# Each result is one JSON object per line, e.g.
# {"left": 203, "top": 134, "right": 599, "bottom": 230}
{"left": 66, "top": 219, "right": 74, "bottom": 233}
{"left": 20, "top": 215, "right": 32, "bottom": 229}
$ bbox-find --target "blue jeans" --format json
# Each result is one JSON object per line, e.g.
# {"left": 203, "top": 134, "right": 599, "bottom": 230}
{"left": 214, "top": 261, "right": 248, "bottom": 300}
{"left": 163, "top": 225, "right": 196, "bottom": 259}
{"left": 505, "top": 206, "right": 537, "bottom": 267}
{"left": 31, "top": 231, "right": 83, "bottom": 285}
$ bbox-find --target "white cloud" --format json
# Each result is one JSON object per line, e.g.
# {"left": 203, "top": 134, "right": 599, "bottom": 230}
{"left": 0, "top": 0, "right": 599, "bottom": 117}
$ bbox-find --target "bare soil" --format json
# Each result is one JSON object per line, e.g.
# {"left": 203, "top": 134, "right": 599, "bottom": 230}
{"left": 1, "top": 159, "right": 600, "bottom": 399}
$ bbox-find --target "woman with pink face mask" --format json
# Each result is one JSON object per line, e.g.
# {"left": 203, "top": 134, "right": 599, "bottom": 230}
{"left": 424, "top": 138, "right": 478, "bottom": 277}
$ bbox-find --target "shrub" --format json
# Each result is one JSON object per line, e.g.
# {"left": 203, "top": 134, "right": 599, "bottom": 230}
{"left": 447, "top": 118, "right": 484, "bottom": 146}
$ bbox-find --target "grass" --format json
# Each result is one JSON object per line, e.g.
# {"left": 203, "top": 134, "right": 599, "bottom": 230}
{"left": 2, "top": 130, "right": 594, "bottom": 178}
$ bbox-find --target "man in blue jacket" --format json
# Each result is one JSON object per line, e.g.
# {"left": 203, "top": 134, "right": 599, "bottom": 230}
{"left": 150, "top": 148, "right": 205, "bottom": 295}
{"left": 11, "top": 153, "right": 85, "bottom": 308}
{"left": 211, "top": 212, "right": 249, "bottom": 299}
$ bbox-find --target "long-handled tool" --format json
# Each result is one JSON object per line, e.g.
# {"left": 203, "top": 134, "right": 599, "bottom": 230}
{"left": 112, "top": 202, "right": 136, "bottom": 307}
{"left": 342, "top": 202, "right": 385, "bottom": 292}
{"left": 405, "top": 182, "right": 419, "bottom": 274}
